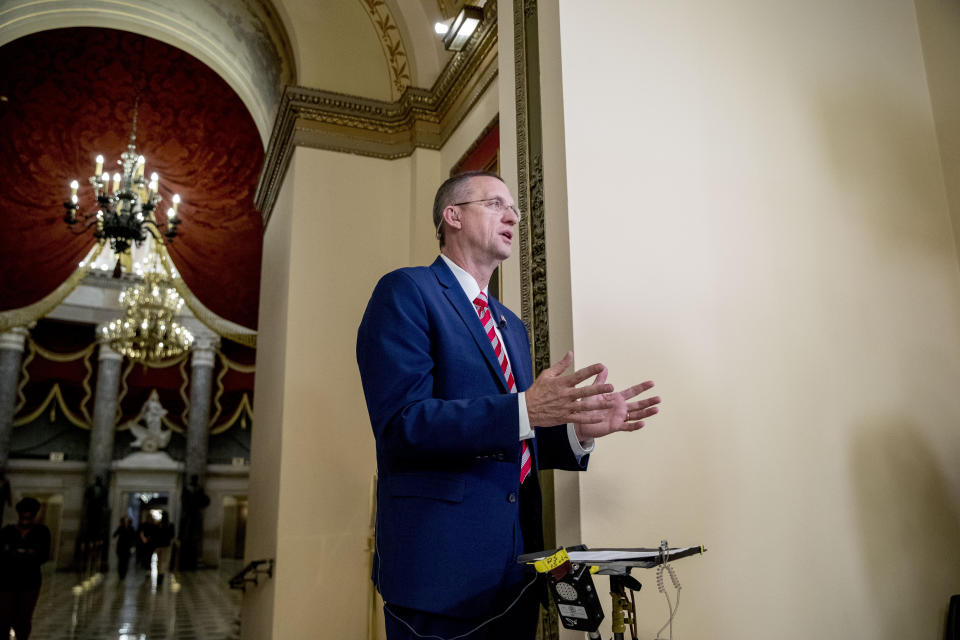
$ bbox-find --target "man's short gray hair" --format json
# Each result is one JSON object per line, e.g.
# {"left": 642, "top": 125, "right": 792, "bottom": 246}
{"left": 433, "top": 171, "right": 505, "bottom": 247}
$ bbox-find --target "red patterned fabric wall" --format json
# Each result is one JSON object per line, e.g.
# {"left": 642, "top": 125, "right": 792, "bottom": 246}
{"left": 0, "top": 28, "right": 264, "bottom": 329}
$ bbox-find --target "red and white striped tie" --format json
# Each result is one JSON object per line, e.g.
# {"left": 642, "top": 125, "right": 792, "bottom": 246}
{"left": 474, "top": 292, "right": 531, "bottom": 484}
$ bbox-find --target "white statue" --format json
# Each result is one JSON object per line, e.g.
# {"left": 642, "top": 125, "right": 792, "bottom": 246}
{"left": 129, "top": 390, "right": 172, "bottom": 452}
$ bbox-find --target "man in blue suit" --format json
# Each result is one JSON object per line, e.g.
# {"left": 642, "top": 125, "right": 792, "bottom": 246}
{"left": 357, "top": 171, "right": 661, "bottom": 639}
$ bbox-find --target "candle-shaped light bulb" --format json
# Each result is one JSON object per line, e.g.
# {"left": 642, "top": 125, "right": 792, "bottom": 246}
{"left": 112, "top": 173, "right": 121, "bottom": 193}
{"left": 95, "top": 155, "right": 104, "bottom": 176}
{"left": 148, "top": 173, "right": 159, "bottom": 195}
{"left": 71, "top": 194, "right": 78, "bottom": 205}
{"left": 166, "top": 207, "right": 177, "bottom": 220}
{"left": 70, "top": 179, "right": 79, "bottom": 196}
{"left": 135, "top": 155, "right": 145, "bottom": 177}
{"left": 101, "top": 172, "right": 109, "bottom": 186}
{"left": 172, "top": 193, "right": 181, "bottom": 214}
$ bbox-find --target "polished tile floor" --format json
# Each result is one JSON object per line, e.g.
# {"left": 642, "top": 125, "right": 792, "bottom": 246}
{"left": 14, "top": 560, "right": 242, "bottom": 640}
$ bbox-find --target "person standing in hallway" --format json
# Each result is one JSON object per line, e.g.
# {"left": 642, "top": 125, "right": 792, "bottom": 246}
{"left": 139, "top": 511, "right": 174, "bottom": 585}
{"left": 112, "top": 517, "right": 136, "bottom": 580}
{"left": 357, "top": 171, "right": 662, "bottom": 639}
{"left": 0, "top": 497, "right": 51, "bottom": 640}
{"left": 135, "top": 515, "right": 151, "bottom": 570}
{"left": 0, "top": 473, "right": 11, "bottom": 527}
{"left": 150, "top": 512, "right": 174, "bottom": 586}
{"left": 178, "top": 474, "right": 210, "bottom": 570}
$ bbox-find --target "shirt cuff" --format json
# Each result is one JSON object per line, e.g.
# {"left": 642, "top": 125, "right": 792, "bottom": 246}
{"left": 567, "top": 424, "right": 595, "bottom": 457}
{"left": 518, "top": 392, "right": 534, "bottom": 440}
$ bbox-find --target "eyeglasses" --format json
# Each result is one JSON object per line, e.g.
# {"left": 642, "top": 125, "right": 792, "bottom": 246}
{"left": 452, "top": 198, "right": 522, "bottom": 221}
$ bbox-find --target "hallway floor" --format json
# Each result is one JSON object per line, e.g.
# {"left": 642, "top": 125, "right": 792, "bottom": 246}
{"left": 18, "top": 560, "right": 242, "bottom": 640}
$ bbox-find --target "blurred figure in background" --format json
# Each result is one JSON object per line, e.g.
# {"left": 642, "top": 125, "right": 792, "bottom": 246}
{"left": 0, "top": 473, "right": 11, "bottom": 527}
{"left": 142, "top": 511, "right": 174, "bottom": 586}
{"left": 135, "top": 515, "right": 151, "bottom": 570}
{"left": 0, "top": 497, "right": 51, "bottom": 640}
{"left": 112, "top": 516, "right": 137, "bottom": 580}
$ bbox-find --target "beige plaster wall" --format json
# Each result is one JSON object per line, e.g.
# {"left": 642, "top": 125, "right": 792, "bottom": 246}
{"left": 244, "top": 145, "right": 452, "bottom": 638}
{"left": 915, "top": 0, "right": 960, "bottom": 270}
{"left": 276, "top": 147, "right": 410, "bottom": 638}
{"left": 538, "top": 0, "right": 960, "bottom": 638}
{"left": 409, "top": 148, "right": 445, "bottom": 266}
{"left": 244, "top": 160, "right": 294, "bottom": 640}
{"left": 275, "top": 0, "right": 393, "bottom": 99}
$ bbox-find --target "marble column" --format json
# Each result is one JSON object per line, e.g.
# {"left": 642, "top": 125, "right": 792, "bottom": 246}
{"left": 82, "top": 333, "right": 122, "bottom": 567}
{"left": 87, "top": 334, "right": 123, "bottom": 487}
{"left": 185, "top": 330, "right": 219, "bottom": 484}
{"left": 0, "top": 326, "right": 30, "bottom": 471}
{"left": 181, "top": 329, "right": 218, "bottom": 569}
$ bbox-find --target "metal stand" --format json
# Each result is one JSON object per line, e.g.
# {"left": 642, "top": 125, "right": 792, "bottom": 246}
{"left": 585, "top": 571, "right": 643, "bottom": 640}
{"left": 520, "top": 541, "right": 705, "bottom": 640}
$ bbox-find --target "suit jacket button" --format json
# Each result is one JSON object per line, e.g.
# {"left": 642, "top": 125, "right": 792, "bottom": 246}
{"left": 507, "top": 492, "right": 517, "bottom": 503}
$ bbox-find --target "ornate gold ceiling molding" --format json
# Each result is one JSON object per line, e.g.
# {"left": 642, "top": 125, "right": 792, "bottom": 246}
{"left": 359, "top": 0, "right": 411, "bottom": 99}
{"left": 255, "top": 1, "right": 498, "bottom": 226}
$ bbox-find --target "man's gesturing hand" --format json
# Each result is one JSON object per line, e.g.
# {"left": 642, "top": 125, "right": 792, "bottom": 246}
{"left": 573, "top": 367, "right": 661, "bottom": 441}
{"left": 525, "top": 351, "right": 615, "bottom": 427}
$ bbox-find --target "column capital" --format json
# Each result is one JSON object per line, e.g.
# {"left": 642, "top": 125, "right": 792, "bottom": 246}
{"left": 98, "top": 342, "right": 122, "bottom": 362}
{"left": 94, "top": 323, "right": 123, "bottom": 362}
{"left": 191, "top": 329, "right": 220, "bottom": 369}
{"left": 0, "top": 326, "right": 30, "bottom": 353}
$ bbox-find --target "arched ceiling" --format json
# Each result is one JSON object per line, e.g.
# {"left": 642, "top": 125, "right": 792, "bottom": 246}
{"left": 271, "top": 0, "right": 470, "bottom": 99}
{"left": 0, "top": 28, "right": 264, "bottom": 330}
{"left": 0, "top": 0, "right": 295, "bottom": 142}
{"left": 273, "top": 0, "right": 394, "bottom": 100}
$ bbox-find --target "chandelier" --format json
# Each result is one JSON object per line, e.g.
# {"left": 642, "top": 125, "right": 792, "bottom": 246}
{"left": 63, "top": 101, "right": 182, "bottom": 259}
{"left": 100, "top": 249, "right": 194, "bottom": 361}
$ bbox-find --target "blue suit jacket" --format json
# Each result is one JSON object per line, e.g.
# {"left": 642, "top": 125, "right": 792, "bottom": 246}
{"left": 356, "top": 257, "right": 588, "bottom": 617}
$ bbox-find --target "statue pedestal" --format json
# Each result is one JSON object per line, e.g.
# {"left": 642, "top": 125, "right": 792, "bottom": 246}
{"left": 114, "top": 451, "right": 180, "bottom": 471}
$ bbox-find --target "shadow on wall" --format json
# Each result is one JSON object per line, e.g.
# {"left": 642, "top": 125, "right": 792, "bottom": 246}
{"left": 815, "top": 81, "right": 945, "bottom": 222}
{"left": 850, "top": 419, "right": 960, "bottom": 639}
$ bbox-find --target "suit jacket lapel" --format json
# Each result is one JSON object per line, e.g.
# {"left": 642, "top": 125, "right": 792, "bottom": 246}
{"left": 431, "top": 257, "right": 509, "bottom": 393}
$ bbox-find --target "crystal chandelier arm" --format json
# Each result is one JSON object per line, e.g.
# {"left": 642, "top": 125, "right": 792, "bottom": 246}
{"left": 141, "top": 218, "right": 164, "bottom": 241}
{"left": 64, "top": 220, "right": 101, "bottom": 236}
{"left": 62, "top": 201, "right": 105, "bottom": 232}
